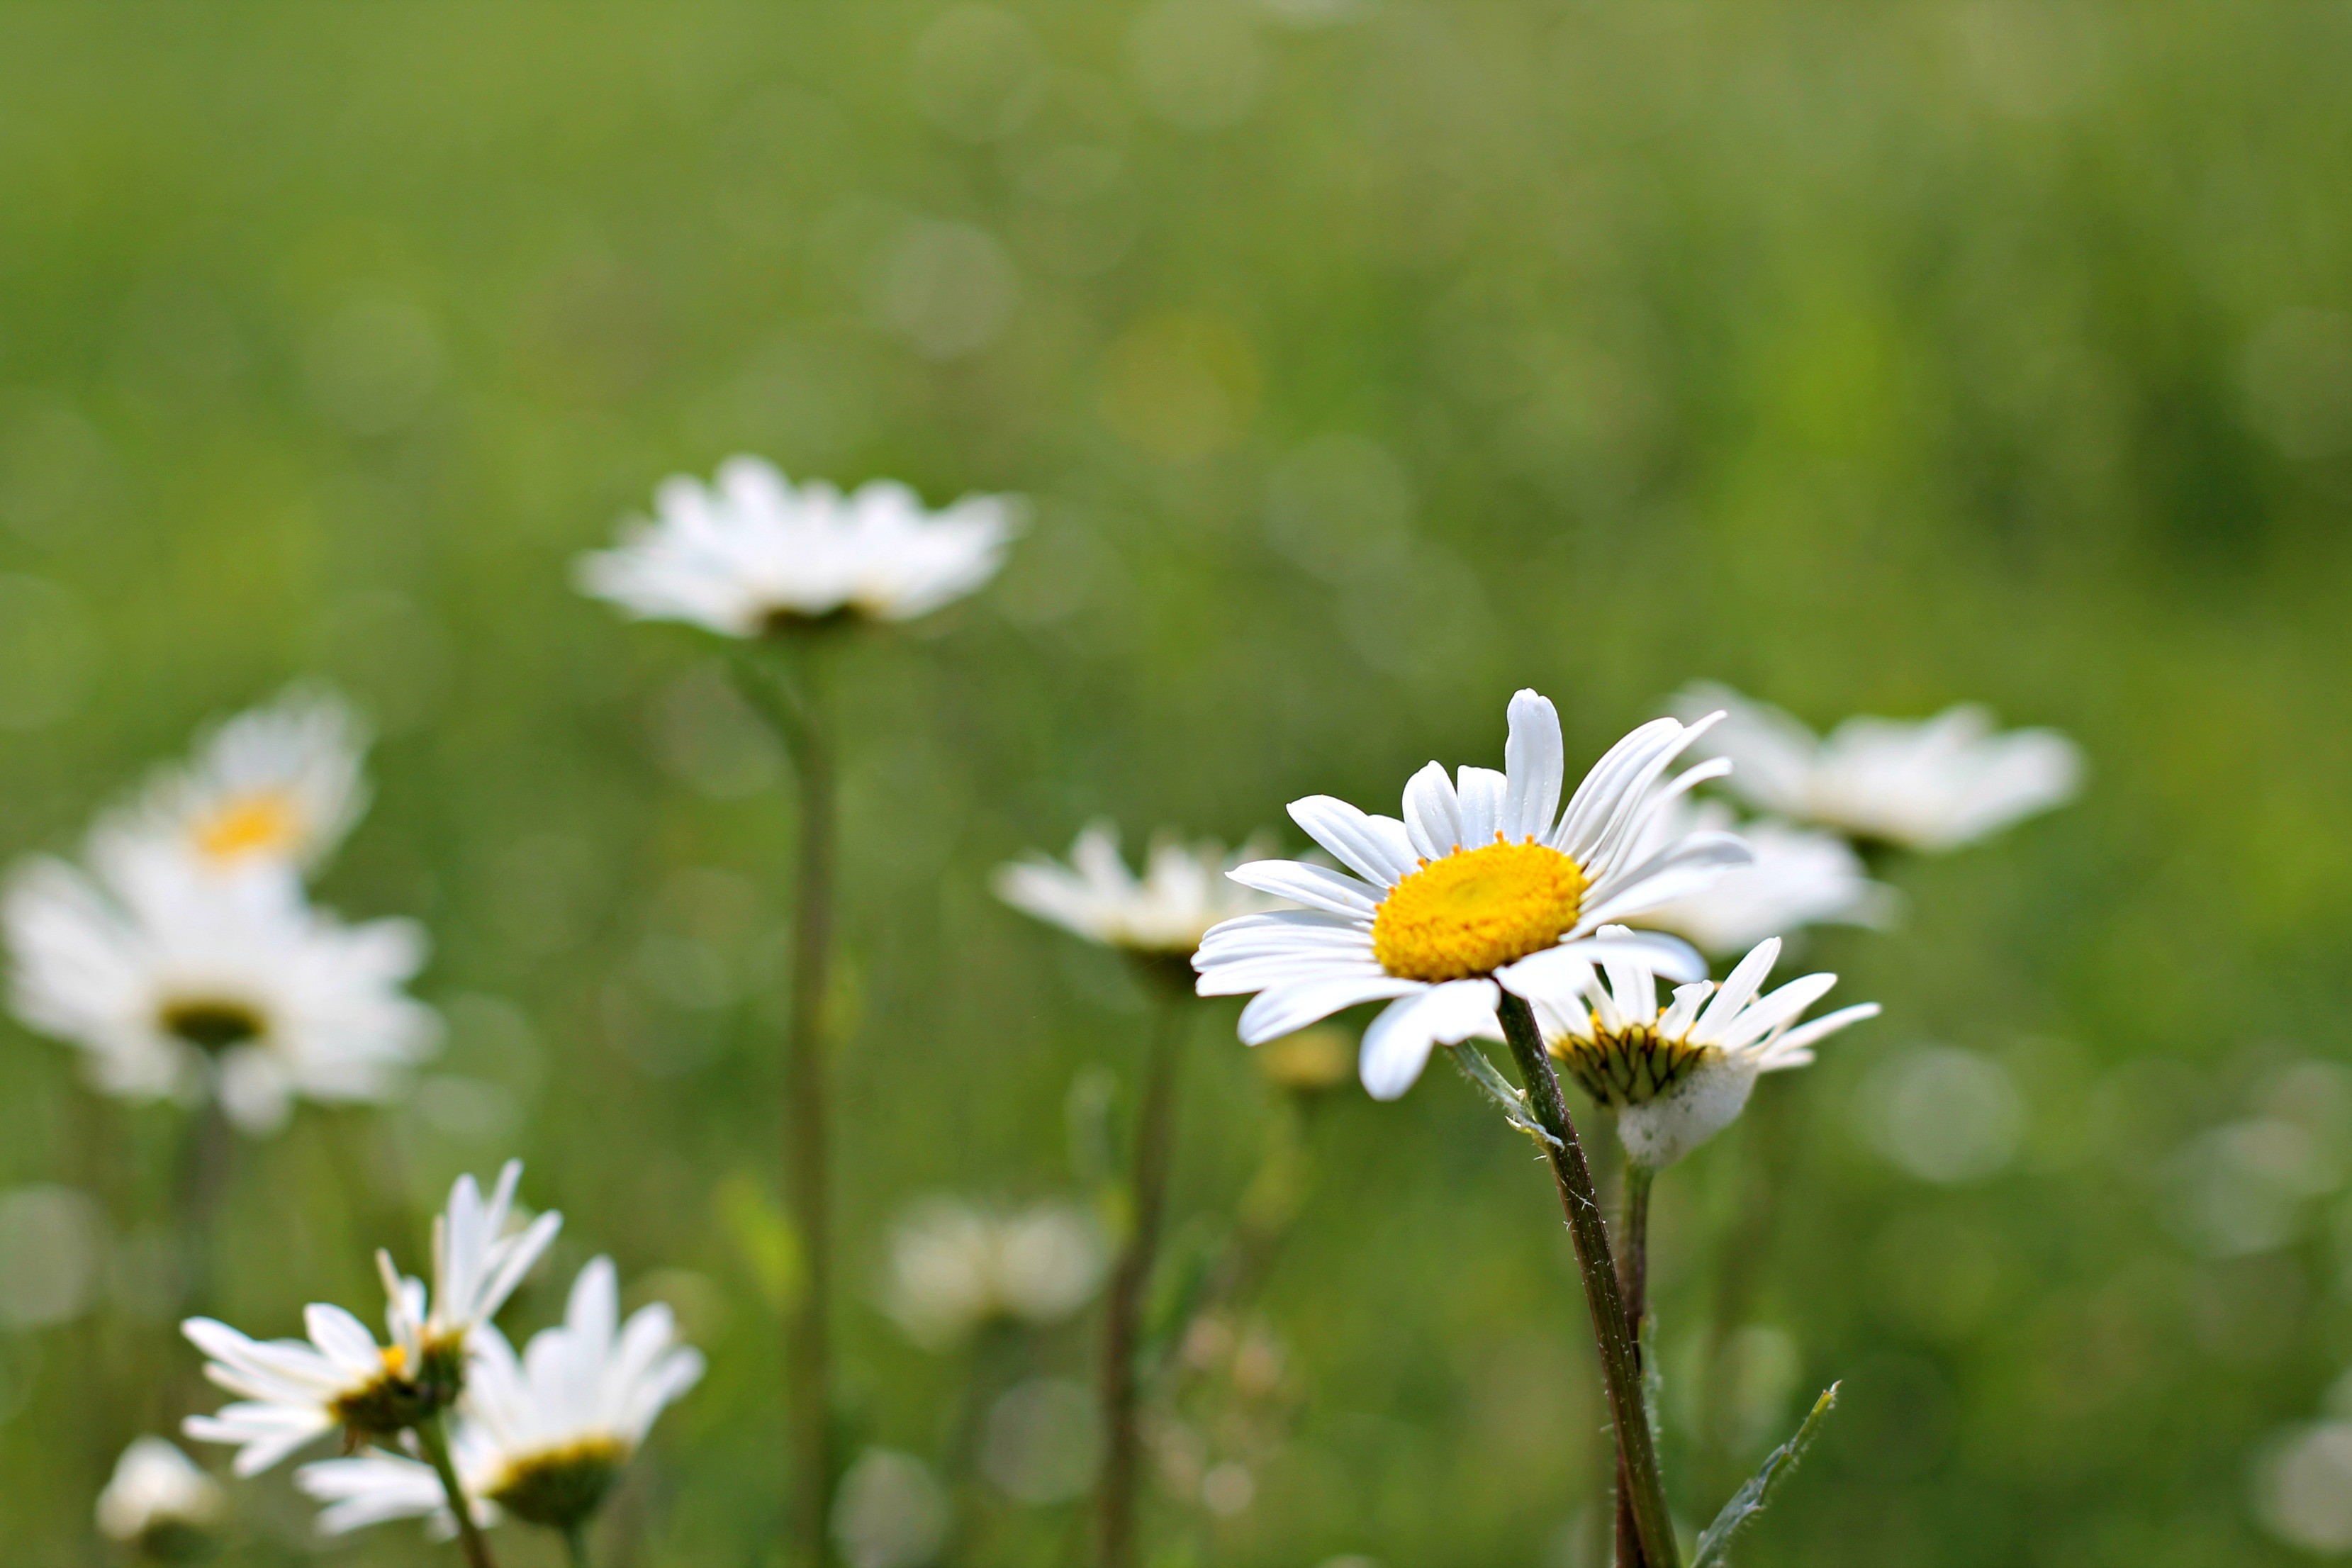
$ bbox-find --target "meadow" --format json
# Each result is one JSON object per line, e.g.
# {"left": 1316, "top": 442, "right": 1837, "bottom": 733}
{"left": 3, "top": 4, "right": 2352, "bottom": 1565}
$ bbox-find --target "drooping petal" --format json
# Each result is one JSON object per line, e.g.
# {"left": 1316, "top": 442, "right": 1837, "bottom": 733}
{"left": 1238, "top": 974, "right": 1423, "bottom": 1045}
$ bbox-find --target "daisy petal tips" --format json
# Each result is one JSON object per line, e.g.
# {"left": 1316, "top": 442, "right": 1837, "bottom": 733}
{"left": 1192, "top": 689, "right": 1750, "bottom": 1100}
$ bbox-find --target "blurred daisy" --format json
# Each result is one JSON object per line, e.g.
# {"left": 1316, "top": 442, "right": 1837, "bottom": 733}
{"left": 299, "top": 1257, "right": 704, "bottom": 1538}
{"left": 96, "top": 1437, "right": 225, "bottom": 1557}
{"left": 1629, "top": 799, "right": 1895, "bottom": 956}
{"left": 97, "top": 685, "right": 370, "bottom": 881}
{"left": 1193, "top": 689, "right": 1748, "bottom": 1099}
{"left": 4, "top": 840, "right": 439, "bottom": 1136}
{"left": 1673, "top": 683, "right": 2082, "bottom": 853}
{"left": 183, "top": 1163, "right": 560, "bottom": 1472}
{"left": 883, "top": 1199, "right": 1108, "bottom": 1350}
{"left": 576, "top": 455, "right": 1019, "bottom": 635}
{"left": 995, "top": 824, "right": 1287, "bottom": 957}
{"left": 1539, "top": 927, "right": 1879, "bottom": 1167}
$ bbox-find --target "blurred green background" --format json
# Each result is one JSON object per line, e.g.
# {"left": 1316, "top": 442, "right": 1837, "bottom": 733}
{"left": 4, "top": 3, "right": 2352, "bottom": 1564}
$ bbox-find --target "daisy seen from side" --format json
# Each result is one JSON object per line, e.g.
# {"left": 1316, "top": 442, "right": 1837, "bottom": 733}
{"left": 96, "top": 1437, "right": 226, "bottom": 1557}
{"left": 1672, "top": 683, "right": 2083, "bottom": 853}
{"left": 995, "top": 823, "right": 1287, "bottom": 958}
{"left": 3, "top": 837, "right": 439, "bottom": 1136}
{"left": 181, "top": 1162, "right": 560, "bottom": 1472}
{"left": 1538, "top": 927, "right": 1880, "bottom": 1168}
{"left": 574, "top": 455, "right": 1019, "bottom": 636}
{"left": 1192, "top": 689, "right": 1752, "bottom": 1099}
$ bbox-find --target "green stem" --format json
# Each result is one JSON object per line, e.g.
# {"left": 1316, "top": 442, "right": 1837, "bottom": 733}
{"left": 1096, "top": 995, "right": 1187, "bottom": 1568}
{"left": 735, "top": 647, "right": 839, "bottom": 1568}
{"left": 1613, "top": 1160, "right": 1657, "bottom": 1568}
{"left": 413, "top": 1413, "right": 496, "bottom": 1568}
{"left": 564, "top": 1523, "right": 593, "bottom": 1568}
{"left": 1493, "top": 993, "right": 1680, "bottom": 1568}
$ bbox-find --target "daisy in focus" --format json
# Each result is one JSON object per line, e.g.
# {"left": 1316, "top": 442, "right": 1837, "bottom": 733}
{"left": 182, "top": 1162, "right": 560, "bottom": 1472}
{"left": 1193, "top": 689, "right": 1752, "bottom": 1099}
{"left": 575, "top": 455, "right": 1019, "bottom": 635}
{"left": 1673, "top": 683, "right": 2083, "bottom": 853}
{"left": 995, "top": 824, "right": 1288, "bottom": 958}
{"left": 298, "top": 1257, "right": 702, "bottom": 1542}
{"left": 1538, "top": 927, "right": 1879, "bottom": 1168}
{"left": 96, "top": 1437, "right": 225, "bottom": 1559}
{"left": 1629, "top": 798, "right": 1895, "bottom": 956}
{"left": 3, "top": 838, "right": 439, "bottom": 1136}
{"left": 882, "top": 1198, "right": 1109, "bottom": 1350}
{"left": 96, "top": 685, "right": 371, "bottom": 882}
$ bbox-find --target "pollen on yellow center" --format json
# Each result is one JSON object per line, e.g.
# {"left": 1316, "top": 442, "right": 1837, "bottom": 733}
{"left": 1370, "top": 838, "right": 1586, "bottom": 982}
{"left": 194, "top": 793, "right": 303, "bottom": 861}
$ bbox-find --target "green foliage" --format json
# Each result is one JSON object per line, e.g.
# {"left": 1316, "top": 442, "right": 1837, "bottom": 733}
{"left": 1693, "top": 1384, "right": 1839, "bottom": 1568}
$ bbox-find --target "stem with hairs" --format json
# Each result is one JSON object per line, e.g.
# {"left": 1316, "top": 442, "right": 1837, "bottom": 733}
{"left": 414, "top": 1412, "right": 497, "bottom": 1568}
{"left": 1096, "top": 992, "right": 1188, "bottom": 1568}
{"left": 734, "top": 645, "right": 838, "bottom": 1567}
{"left": 1493, "top": 993, "right": 1679, "bottom": 1568}
{"left": 1613, "top": 1160, "right": 1657, "bottom": 1568}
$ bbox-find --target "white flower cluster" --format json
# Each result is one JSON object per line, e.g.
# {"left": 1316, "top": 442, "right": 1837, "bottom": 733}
{"left": 4, "top": 686, "right": 438, "bottom": 1136}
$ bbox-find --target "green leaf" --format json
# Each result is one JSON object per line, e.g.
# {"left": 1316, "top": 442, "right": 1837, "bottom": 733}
{"left": 1449, "top": 1045, "right": 1564, "bottom": 1150}
{"left": 1691, "top": 1382, "right": 1841, "bottom": 1568}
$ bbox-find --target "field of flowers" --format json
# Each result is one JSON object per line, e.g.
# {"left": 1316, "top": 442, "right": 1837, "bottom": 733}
{"left": 4, "top": 6, "right": 2352, "bottom": 1567}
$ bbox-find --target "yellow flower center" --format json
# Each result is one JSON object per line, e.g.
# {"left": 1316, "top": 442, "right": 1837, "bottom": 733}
{"left": 1370, "top": 838, "right": 1586, "bottom": 982}
{"left": 1552, "top": 1023, "right": 1714, "bottom": 1108}
{"left": 194, "top": 793, "right": 303, "bottom": 861}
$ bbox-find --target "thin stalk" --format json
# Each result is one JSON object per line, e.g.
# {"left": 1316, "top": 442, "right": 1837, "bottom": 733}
{"left": 172, "top": 1099, "right": 233, "bottom": 1314}
{"left": 1612, "top": 1160, "right": 1657, "bottom": 1568}
{"left": 414, "top": 1413, "right": 497, "bottom": 1568}
{"left": 1096, "top": 995, "right": 1188, "bottom": 1568}
{"left": 1493, "top": 993, "right": 1679, "bottom": 1568}
{"left": 563, "top": 1523, "right": 593, "bottom": 1568}
{"left": 734, "top": 646, "right": 838, "bottom": 1568}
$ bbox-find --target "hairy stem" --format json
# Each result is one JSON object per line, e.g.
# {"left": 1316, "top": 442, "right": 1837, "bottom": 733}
{"left": 735, "top": 648, "right": 838, "bottom": 1567}
{"left": 414, "top": 1413, "right": 496, "bottom": 1568}
{"left": 1613, "top": 1160, "right": 1657, "bottom": 1568}
{"left": 1493, "top": 993, "right": 1679, "bottom": 1568}
{"left": 1097, "top": 995, "right": 1187, "bottom": 1568}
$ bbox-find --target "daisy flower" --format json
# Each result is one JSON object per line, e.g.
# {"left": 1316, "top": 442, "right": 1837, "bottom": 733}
{"left": 882, "top": 1199, "right": 1108, "bottom": 1350}
{"left": 181, "top": 1163, "right": 560, "bottom": 1472}
{"left": 1538, "top": 927, "right": 1879, "bottom": 1167}
{"left": 575, "top": 455, "right": 1019, "bottom": 635}
{"left": 995, "top": 824, "right": 1288, "bottom": 957}
{"left": 1192, "top": 689, "right": 1752, "bottom": 1099}
{"left": 1673, "top": 683, "right": 2083, "bottom": 853}
{"left": 298, "top": 1257, "right": 705, "bottom": 1538}
{"left": 96, "top": 1438, "right": 226, "bottom": 1555}
{"left": 96, "top": 685, "right": 370, "bottom": 881}
{"left": 1628, "top": 798, "right": 1895, "bottom": 956}
{"left": 4, "top": 839, "right": 439, "bottom": 1136}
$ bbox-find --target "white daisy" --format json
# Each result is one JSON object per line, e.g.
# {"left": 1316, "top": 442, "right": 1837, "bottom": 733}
{"left": 181, "top": 1163, "right": 561, "bottom": 1473}
{"left": 1673, "top": 683, "right": 2083, "bottom": 852}
{"left": 1537, "top": 927, "right": 1879, "bottom": 1167}
{"left": 4, "top": 839, "right": 439, "bottom": 1136}
{"left": 1193, "top": 689, "right": 1752, "bottom": 1100}
{"left": 882, "top": 1199, "right": 1109, "bottom": 1350}
{"left": 575, "top": 455, "right": 1019, "bottom": 635}
{"left": 96, "top": 684, "right": 370, "bottom": 880}
{"left": 298, "top": 1257, "right": 705, "bottom": 1537}
{"left": 96, "top": 1437, "right": 227, "bottom": 1551}
{"left": 1629, "top": 798, "right": 1895, "bottom": 956}
{"left": 995, "top": 824, "right": 1288, "bottom": 956}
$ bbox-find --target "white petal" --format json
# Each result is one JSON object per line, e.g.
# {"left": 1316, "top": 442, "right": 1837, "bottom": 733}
{"left": 1224, "top": 861, "right": 1380, "bottom": 919}
{"left": 1454, "top": 766, "right": 1507, "bottom": 847}
{"left": 1501, "top": 689, "right": 1566, "bottom": 843}
{"left": 1401, "top": 763, "right": 1464, "bottom": 861}
{"left": 1358, "top": 980, "right": 1499, "bottom": 1099}
{"left": 1237, "top": 975, "right": 1423, "bottom": 1045}
{"left": 1287, "top": 797, "right": 1418, "bottom": 887}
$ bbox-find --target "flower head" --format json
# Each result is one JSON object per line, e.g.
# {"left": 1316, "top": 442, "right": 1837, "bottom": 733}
{"left": 995, "top": 824, "right": 1287, "bottom": 957}
{"left": 883, "top": 1199, "right": 1108, "bottom": 1350}
{"left": 1538, "top": 929, "right": 1879, "bottom": 1167}
{"left": 96, "top": 1438, "right": 225, "bottom": 1557}
{"left": 4, "top": 839, "right": 438, "bottom": 1135}
{"left": 1628, "top": 798, "right": 1895, "bottom": 956}
{"left": 96, "top": 685, "right": 370, "bottom": 881}
{"left": 1673, "top": 683, "right": 2082, "bottom": 852}
{"left": 1193, "top": 689, "right": 1751, "bottom": 1099}
{"left": 298, "top": 1258, "right": 703, "bottom": 1538}
{"left": 182, "top": 1163, "right": 560, "bottom": 1472}
{"left": 575, "top": 456, "right": 1019, "bottom": 635}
